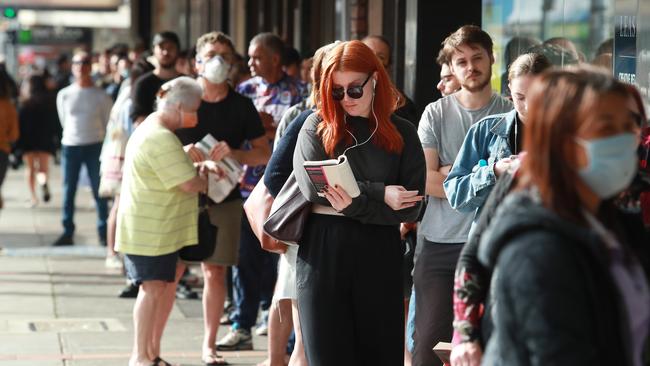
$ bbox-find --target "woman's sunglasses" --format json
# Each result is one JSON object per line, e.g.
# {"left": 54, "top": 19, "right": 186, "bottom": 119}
{"left": 332, "top": 74, "right": 372, "bottom": 101}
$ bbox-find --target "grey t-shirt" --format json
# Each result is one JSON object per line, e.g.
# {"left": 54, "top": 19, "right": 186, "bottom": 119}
{"left": 57, "top": 84, "right": 112, "bottom": 146}
{"left": 417, "top": 93, "right": 512, "bottom": 243}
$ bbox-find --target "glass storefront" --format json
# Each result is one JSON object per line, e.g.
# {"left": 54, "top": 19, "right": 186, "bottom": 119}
{"left": 482, "top": 0, "right": 615, "bottom": 93}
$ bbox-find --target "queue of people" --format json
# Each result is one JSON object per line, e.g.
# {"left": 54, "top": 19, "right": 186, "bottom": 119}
{"left": 3, "top": 21, "right": 649, "bottom": 366}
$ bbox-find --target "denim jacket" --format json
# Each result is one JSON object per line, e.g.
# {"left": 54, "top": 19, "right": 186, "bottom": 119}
{"left": 444, "top": 109, "right": 517, "bottom": 215}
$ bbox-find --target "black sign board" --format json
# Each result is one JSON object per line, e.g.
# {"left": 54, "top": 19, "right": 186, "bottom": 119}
{"left": 17, "top": 27, "right": 91, "bottom": 45}
{"left": 614, "top": 13, "right": 637, "bottom": 84}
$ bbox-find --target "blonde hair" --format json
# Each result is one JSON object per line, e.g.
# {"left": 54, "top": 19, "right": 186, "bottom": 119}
{"left": 508, "top": 52, "right": 552, "bottom": 81}
{"left": 196, "top": 31, "right": 235, "bottom": 54}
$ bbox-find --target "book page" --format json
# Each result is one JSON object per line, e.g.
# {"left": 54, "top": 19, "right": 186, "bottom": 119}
{"left": 321, "top": 156, "right": 360, "bottom": 197}
{"left": 303, "top": 155, "right": 360, "bottom": 198}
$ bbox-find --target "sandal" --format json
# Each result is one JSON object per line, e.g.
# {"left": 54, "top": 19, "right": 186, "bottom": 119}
{"left": 202, "top": 352, "right": 229, "bottom": 365}
{"left": 151, "top": 356, "right": 174, "bottom": 366}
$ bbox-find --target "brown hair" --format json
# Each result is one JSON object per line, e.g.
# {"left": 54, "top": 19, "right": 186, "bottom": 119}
{"left": 441, "top": 25, "right": 493, "bottom": 64}
{"left": 436, "top": 49, "right": 447, "bottom": 66}
{"left": 625, "top": 83, "right": 647, "bottom": 127}
{"left": 310, "top": 42, "right": 339, "bottom": 108}
{"left": 508, "top": 52, "right": 552, "bottom": 81}
{"left": 518, "top": 66, "right": 630, "bottom": 223}
{"left": 195, "top": 31, "right": 236, "bottom": 54}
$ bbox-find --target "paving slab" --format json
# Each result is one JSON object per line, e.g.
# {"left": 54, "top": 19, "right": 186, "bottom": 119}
{"left": 0, "top": 166, "right": 269, "bottom": 365}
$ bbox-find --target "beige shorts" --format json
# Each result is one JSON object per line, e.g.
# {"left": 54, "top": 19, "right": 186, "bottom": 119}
{"left": 200, "top": 198, "right": 243, "bottom": 266}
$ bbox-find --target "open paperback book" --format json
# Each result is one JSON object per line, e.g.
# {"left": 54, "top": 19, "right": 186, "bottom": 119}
{"left": 196, "top": 134, "right": 244, "bottom": 203}
{"left": 303, "top": 155, "right": 360, "bottom": 198}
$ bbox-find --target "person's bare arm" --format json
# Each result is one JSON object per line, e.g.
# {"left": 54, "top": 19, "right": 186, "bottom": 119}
{"left": 424, "top": 148, "right": 448, "bottom": 198}
{"left": 177, "top": 174, "right": 207, "bottom": 193}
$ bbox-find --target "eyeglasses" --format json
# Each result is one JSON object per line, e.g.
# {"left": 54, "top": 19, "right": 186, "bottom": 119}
{"left": 332, "top": 74, "right": 372, "bottom": 101}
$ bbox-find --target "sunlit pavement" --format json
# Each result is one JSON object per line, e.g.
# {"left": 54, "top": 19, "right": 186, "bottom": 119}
{"left": 0, "top": 160, "right": 268, "bottom": 365}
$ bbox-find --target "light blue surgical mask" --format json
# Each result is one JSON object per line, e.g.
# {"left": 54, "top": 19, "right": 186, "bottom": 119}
{"left": 575, "top": 133, "right": 638, "bottom": 199}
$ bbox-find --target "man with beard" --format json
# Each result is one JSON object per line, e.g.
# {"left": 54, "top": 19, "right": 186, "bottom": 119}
{"left": 413, "top": 25, "right": 511, "bottom": 366}
{"left": 131, "top": 31, "right": 181, "bottom": 124}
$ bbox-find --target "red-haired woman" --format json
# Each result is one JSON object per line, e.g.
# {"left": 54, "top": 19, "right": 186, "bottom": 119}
{"left": 293, "top": 40, "right": 426, "bottom": 364}
{"left": 479, "top": 67, "right": 649, "bottom": 365}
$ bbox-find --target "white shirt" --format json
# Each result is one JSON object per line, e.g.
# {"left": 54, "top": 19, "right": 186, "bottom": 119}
{"left": 57, "top": 83, "right": 112, "bottom": 146}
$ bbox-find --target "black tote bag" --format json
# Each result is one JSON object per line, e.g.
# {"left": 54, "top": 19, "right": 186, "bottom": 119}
{"left": 179, "top": 194, "right": 217, "bottom": 261}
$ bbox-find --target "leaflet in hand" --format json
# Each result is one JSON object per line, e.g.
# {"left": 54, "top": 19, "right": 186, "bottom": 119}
{"left": 197, "top": 134, "right": 244, "bottom": 203}
{"left": 303, "top": 155, "right": 360, "bottom": 198}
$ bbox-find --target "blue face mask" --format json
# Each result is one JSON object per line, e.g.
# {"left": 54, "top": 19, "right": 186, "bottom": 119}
{"left": 576, "top": 133, "right": 638, "bottom": 199}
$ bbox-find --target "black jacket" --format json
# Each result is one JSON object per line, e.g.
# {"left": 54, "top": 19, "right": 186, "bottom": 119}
{"left": 477, "top": 189, "right": 642, "bottom": 366}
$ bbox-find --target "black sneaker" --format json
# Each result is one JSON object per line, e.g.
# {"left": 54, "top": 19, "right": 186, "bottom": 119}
{"left": 52, "top": 234, "right": 74, "bottom": 246}
{"left": 99, "top": 237, "right": 107, "bottom": 247}
{"left": 176, "top": 281, "right": 199, "bottom": 299}
{"left": 41, "top": 184, "right": 51, "bottom": 203}
{"left": 118, "top": 283, "right": 139, "bottom": 298}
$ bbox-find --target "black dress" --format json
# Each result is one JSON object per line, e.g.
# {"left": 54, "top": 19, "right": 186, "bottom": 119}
{"left": 16, "top": 98, "right": 60, "bottom": 155}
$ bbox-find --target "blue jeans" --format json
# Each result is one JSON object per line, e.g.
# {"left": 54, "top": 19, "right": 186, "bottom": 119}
{"left": 406, "top": 287, "right": 416, "bottom": 353}
{"left": 232, "top": 214, "right": 278, "bottom": 331}
{"left": 61, "top": 143, "right": 107, "bottom": 240}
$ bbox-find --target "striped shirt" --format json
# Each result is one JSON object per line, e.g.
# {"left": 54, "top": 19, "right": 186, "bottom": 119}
{"left": 115, "top": 121, "right": 198, "bottom": 256}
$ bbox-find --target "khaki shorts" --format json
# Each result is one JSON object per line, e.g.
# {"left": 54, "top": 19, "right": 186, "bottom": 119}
{"left": 194, "top": 198, "right": 243, "bottom": 266}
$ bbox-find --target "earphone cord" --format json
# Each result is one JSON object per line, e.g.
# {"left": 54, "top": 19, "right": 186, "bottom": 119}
{"left": 514, "top": 116, "right": 518, "bottom": 154}
{"left": 342, "top": 91, "right": 379, "bottom": 157}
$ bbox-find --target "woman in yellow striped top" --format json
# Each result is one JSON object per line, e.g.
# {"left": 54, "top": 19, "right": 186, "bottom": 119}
{"left": 116, "top": 77, "right": 213, "bottom": 366}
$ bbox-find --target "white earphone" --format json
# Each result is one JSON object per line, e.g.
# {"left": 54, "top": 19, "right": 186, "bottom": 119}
{"left": 372, "top": 78, "right": 376, "bottom": 95}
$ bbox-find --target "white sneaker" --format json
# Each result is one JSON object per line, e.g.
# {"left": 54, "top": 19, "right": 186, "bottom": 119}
{"left": 255, "top": 323, "right": 268, "bottom": 336}
{"left": 105, "top": 254, "right": 123, "bottom": 269}
{"left": 216, "top": 328, "right": 253, "bottom": 350}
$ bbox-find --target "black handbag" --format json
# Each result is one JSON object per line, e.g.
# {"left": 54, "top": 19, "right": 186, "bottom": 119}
{"left": 180, "top": 194, "right": 217, "bottom": 261}
{"left": 263, "top": 172, "right": 311, "bottom": 244}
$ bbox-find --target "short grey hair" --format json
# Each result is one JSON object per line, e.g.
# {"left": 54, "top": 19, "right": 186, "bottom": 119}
{"left": 156, "top": 76, "right": 203, "bottom": 110}
{"left": 250, "top": 32, "right": 285, "bottom": 57}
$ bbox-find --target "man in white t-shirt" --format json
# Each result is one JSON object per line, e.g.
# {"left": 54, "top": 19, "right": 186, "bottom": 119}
{"left": 413, "top": 25, "right": 512, "bottom": 366}
{"left": 54, "top": 51, "right": 112, "bottom": 246}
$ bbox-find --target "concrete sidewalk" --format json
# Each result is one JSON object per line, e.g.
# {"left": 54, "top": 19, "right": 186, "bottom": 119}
{"left": 0, "top": 161, "right": 268, "bottom": 366}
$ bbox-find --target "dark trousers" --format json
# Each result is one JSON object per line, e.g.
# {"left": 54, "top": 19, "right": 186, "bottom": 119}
{"left": 297, "top": 214, "right": 404, "bottom": 366}
{"left": 412, "top": 241, "right": 464, "bottom": 366}
{"left": 61, "top": 143, "right": 107, "bottom": 239}
{"left": 0, "top": 151, "right": 8, "bottom": 188}
{"left": 232, "top": 214, "right": 279, "bottom": 330}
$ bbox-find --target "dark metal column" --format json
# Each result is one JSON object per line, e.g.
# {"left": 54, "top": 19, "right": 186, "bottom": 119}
{"left": 403, "top": 0, "right": 482, "bottom": 111}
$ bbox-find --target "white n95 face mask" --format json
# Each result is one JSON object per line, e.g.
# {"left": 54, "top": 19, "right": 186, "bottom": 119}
{"left": 202, "top": 55, "right": 230, "bottom": 84}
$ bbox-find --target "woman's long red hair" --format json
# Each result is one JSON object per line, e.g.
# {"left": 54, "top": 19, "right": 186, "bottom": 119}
{"left": 317, "top": 40, "right": 403, "bottom": 157}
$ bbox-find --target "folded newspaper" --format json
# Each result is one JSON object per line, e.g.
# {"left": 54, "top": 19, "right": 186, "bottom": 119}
{"left": 196, "top": 134, "right": 244, "bottom": 203}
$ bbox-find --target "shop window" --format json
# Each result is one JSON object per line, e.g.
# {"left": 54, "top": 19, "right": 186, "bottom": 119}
{"left": 483, "top": 0, "right": 615, "bottom": 95}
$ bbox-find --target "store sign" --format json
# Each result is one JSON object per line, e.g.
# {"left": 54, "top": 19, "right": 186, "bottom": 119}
{"left": 614, "top": 14, "right": 637, "bottom": 84}
{"left": 0, "top": 0, "right": 121, "bottom": 11}
{"left": 17, "top": 27, "right": 91, "bottom": 45}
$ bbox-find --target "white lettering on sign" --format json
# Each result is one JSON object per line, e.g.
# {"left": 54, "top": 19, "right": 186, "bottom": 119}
{"left": 618, "top": 72, "right": 636, "bottom": 84}
{"left": 619, "top": 15, "right": 637, "bottom": 37}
